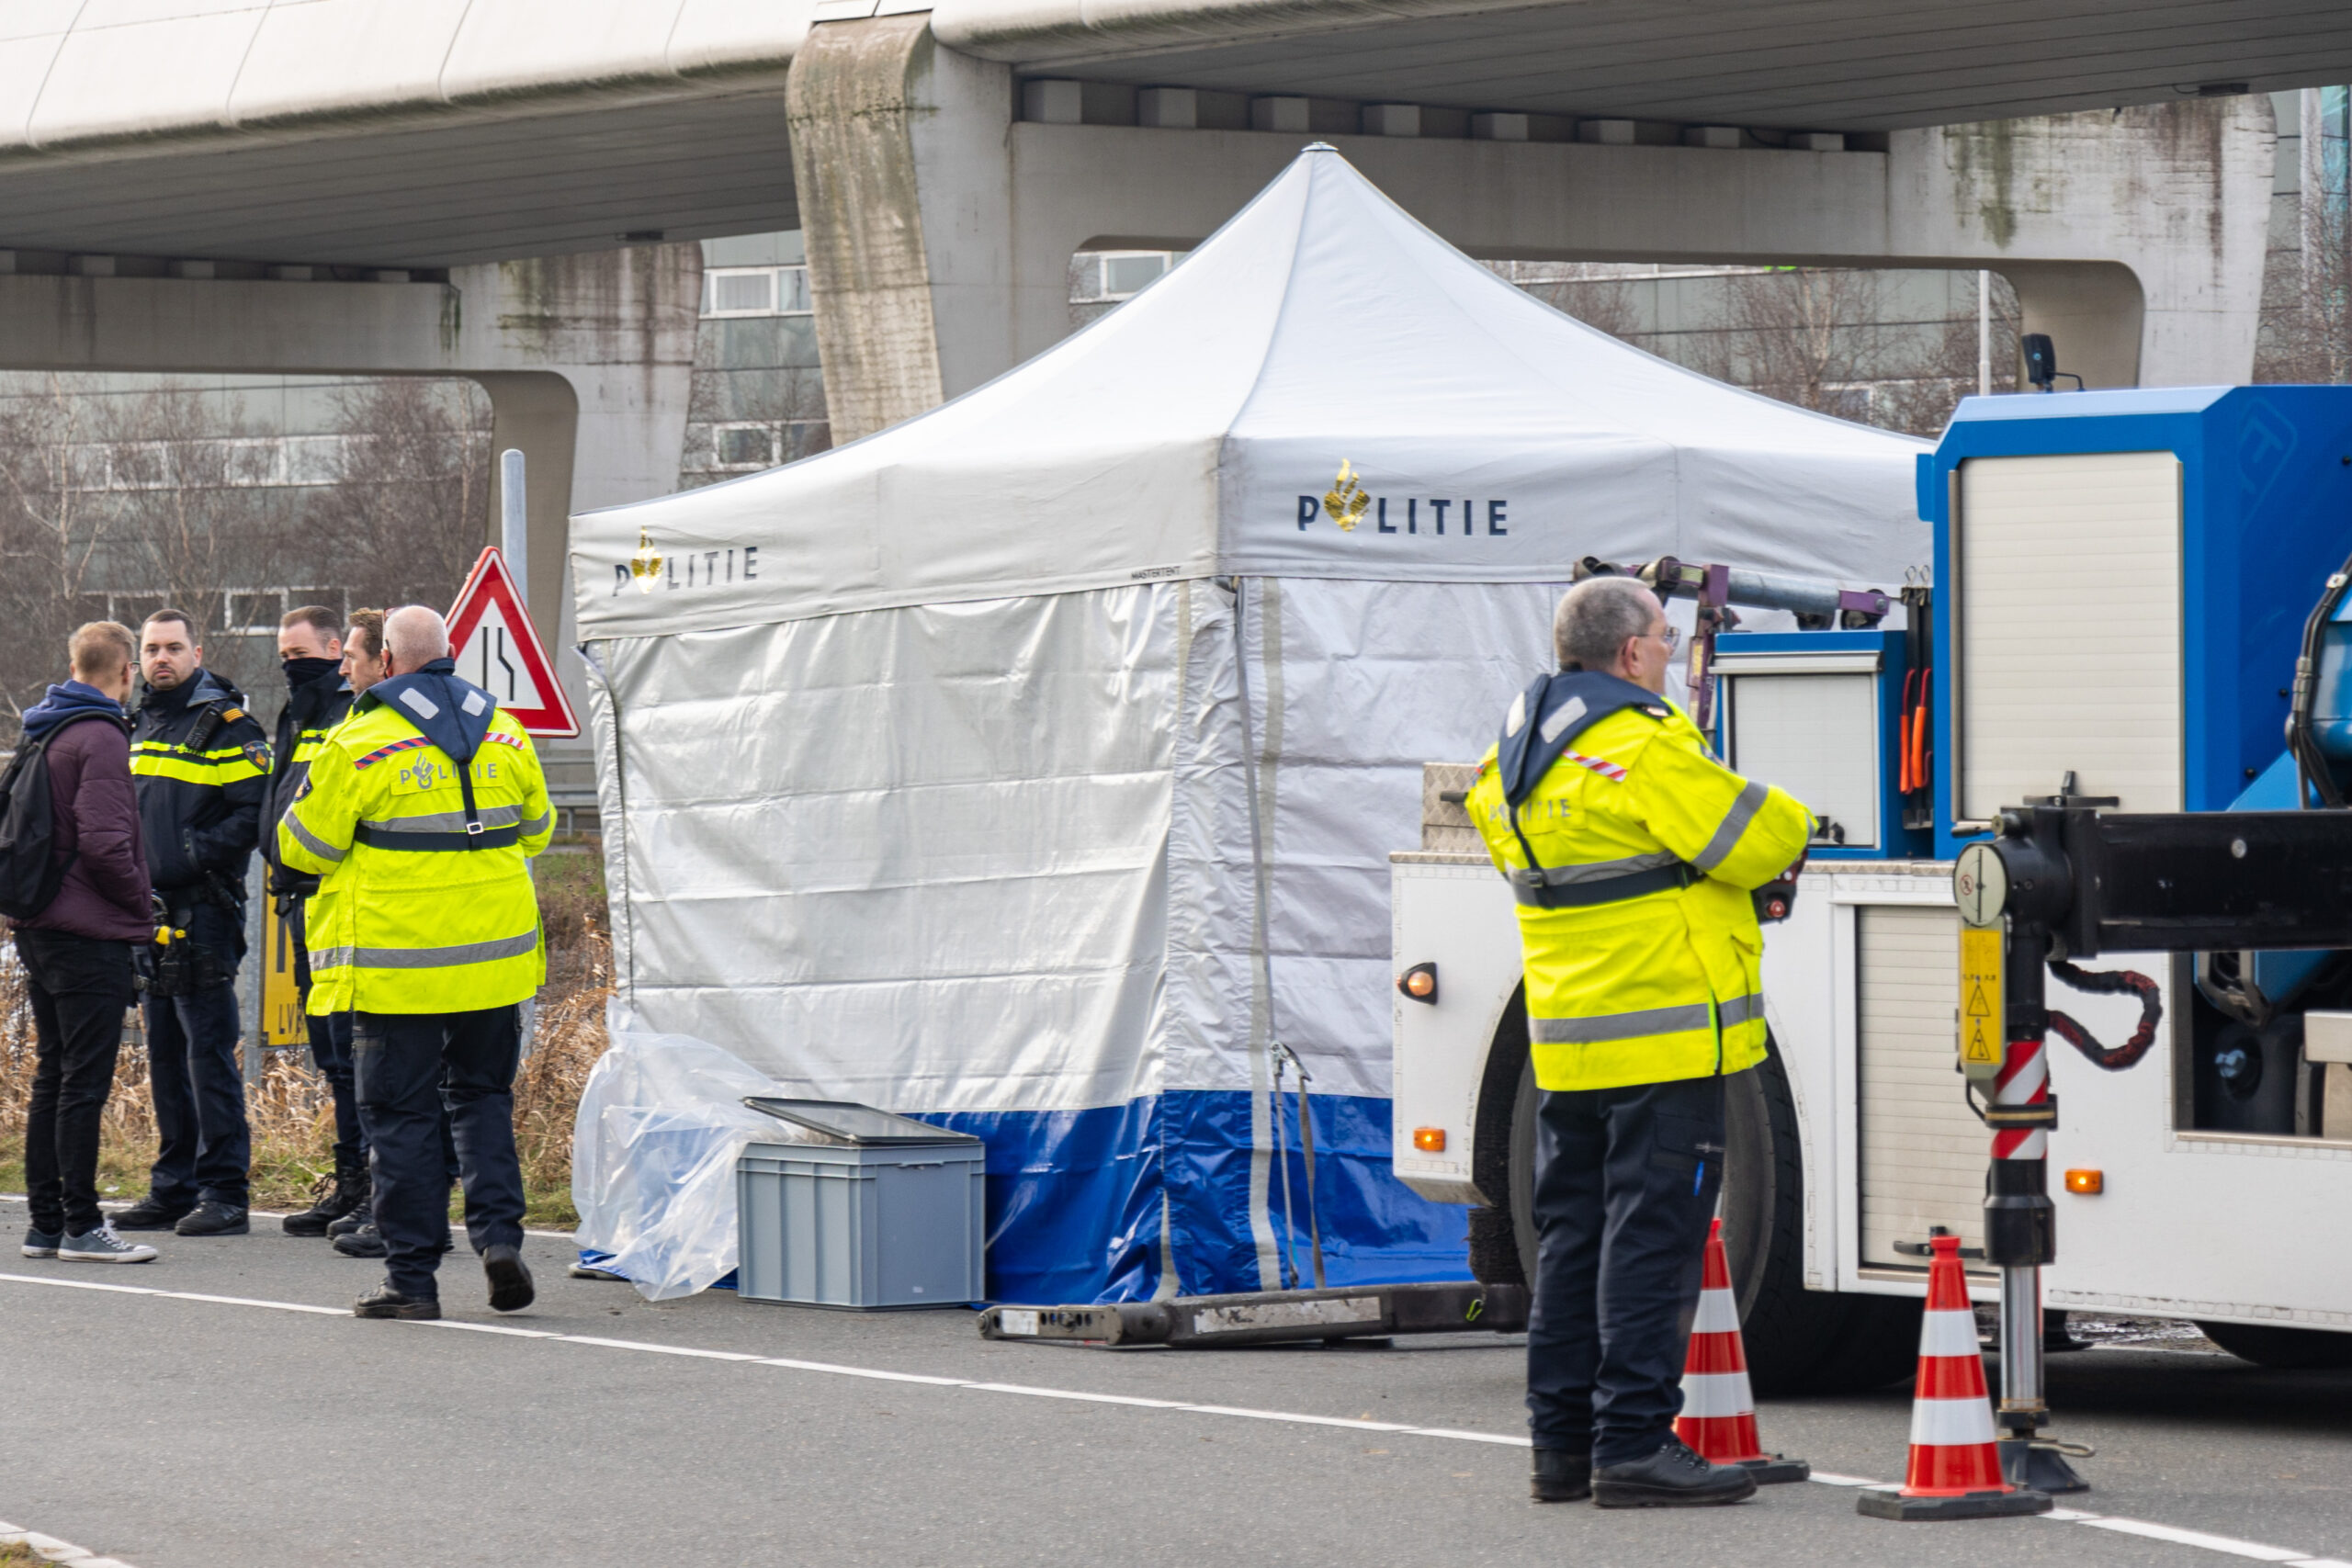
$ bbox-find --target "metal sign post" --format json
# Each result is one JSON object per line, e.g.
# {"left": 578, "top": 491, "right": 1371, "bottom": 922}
{"left": 500, "top": 448, "right": 527, "bottom": 594}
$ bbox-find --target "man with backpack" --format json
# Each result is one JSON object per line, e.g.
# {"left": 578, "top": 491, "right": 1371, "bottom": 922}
{"left": 114, "top": 609, "right": 271, "bottom": 1240}
{"left": 5, "top": 622, "right": 159, "bottom": 1265}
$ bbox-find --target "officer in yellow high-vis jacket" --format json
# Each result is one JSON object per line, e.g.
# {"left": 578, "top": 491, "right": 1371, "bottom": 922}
{"left": 1466, "top": 576, "right": 1812, "bottom": 1510}
{"left": 279, "top": 604, "right": 551, "bottom": 1323}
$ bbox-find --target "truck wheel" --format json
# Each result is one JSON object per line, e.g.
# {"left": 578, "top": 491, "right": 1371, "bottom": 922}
{"left": 2196, "top": 1319, "right": 2352, "bottom": 1369}
{"left": 1502, "top": 1031, "right": 1918, "bottom": 1394}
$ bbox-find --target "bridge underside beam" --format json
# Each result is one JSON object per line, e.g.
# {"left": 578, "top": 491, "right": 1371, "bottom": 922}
{"left": 789, "top": 17, "right": 2273, "bottom": 443}
{"left": 0, "top": 247, "right": 702, "bottom": 706}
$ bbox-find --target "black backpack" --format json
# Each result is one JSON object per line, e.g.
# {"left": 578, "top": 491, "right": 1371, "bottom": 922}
{"left": 0, "top": 713, "right": 125, "bottom": 920}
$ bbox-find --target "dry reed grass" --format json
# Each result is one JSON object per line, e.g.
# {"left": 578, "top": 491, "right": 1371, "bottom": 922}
{"left": 0, "top": 848, "right": 613, "bottom": 1227}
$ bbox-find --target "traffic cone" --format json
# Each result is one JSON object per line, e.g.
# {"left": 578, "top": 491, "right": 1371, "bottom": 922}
{"left": 1674, "top": 1219, "right": 1808, "bottom": 1483}
{"left": 1857, "top": 1233, "right": 2052, "bottom": 1520}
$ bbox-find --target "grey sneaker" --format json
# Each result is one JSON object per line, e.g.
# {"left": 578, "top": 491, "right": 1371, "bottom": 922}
{"left": 21, "top": 1227, "right": 62, "bottom": 1258}
{"left": 59, "top": 1225, "right": 159, "bottom": 1264}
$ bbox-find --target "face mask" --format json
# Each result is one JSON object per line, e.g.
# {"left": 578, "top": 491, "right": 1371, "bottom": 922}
{"left": 283, "top": 656, "right": 339, "bottom": 690}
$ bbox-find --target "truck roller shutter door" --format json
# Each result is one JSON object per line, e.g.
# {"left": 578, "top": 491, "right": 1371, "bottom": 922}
{"left": 1956, "top": 451, "right": 2183, "bottom": 822}
{"left": 1858, "top": 904, "right": 1992, "bottom": 1271}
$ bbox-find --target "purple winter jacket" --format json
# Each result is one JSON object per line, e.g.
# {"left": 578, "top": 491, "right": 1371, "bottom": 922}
{"left": 11, "top": 684, "right": 152, "bottom": 943}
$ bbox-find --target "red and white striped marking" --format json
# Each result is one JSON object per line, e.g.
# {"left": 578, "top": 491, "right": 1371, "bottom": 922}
{"left": 1992, "top": 1032, "right": 2049, "bottom": 1160}
{"left": 1674, "top": 1218, "right": 1772, "bottom": 1464}
{"left": 1563, "top": 750, "right": 1628, "bottom": 783}
{"left": 1893, "top": 1232, "right": 2014, "bottom": 1497}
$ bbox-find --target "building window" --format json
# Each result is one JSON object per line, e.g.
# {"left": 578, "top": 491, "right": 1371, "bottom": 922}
{"left": 704, "top": 265, "right": 814, "bottom": 319}
{"left": 713, "top": 423, "right": 780, "bottom": 469}
{"left": 1070, "top": 251, "right": 1184, "bottom": 304}
{"left": 221, "top": 587, "right": 334, "bottom": 637}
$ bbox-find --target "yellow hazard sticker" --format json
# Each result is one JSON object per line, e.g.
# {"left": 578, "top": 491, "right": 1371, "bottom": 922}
{"left": 1958, "top": 924, "right": 2004, "bottom": 1073}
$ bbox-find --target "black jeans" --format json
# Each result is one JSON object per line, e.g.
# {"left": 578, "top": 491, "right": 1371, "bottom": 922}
{"left": 355, "top": 1006, "right": 526, "bottom": 1300}
{"left": 289, "top": 904, "right": 363, "bottom": 1168}
{"left": 141, "top": 901, "right": 251, "bottom": 1207}
{"left": 1525, "top": 1071, "right": 1727, "bottom": 1463}
{"left": 15, "top": 931, "right": 134, "bottom": 1236}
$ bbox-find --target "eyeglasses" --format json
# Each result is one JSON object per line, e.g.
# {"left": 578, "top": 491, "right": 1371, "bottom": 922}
{"left": 1650, "top": 624, "right": 1681, "bottom": 654}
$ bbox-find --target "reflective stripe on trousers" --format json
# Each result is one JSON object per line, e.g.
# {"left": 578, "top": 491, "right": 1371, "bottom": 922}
{"left": 1531, "top": 991, "right": 1762, "bottom": 1044}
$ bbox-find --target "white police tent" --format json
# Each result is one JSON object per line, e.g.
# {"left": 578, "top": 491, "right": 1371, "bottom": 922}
{"left": 567, "top": 144, "right": 1928, "bottom": 1304}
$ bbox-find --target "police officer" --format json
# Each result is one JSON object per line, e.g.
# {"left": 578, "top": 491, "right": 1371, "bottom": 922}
{"left": 1466, "top": 576, "right": 1812, "bottom": 1508}
{"left": 115, "top": 608, "right": 270, "bottom": 1239}
{"left": 278, "top": 604, "right": 552, "bottom": 1320}
{"left": 264, "top": 605, "right": 367, "bottom": 1236}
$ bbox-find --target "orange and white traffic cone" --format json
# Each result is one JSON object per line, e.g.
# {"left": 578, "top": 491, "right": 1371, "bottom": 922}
{"left": 1675, "top": 1219, "right": 1807, "bottom": 1483}
{"left": 1857, "top": 1233, "right": 2052, "bottom": 1520}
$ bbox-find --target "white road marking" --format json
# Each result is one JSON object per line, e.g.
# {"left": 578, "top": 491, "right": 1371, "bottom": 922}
{"left": 1, "top": 1268, "right": 2346, "bottom": 1563}
{"left": 2, "top": 1192, "right": 573, "bottom": 1239}
{"left": 2037, "top": 1509, "right": 2339, "bottom": 1564}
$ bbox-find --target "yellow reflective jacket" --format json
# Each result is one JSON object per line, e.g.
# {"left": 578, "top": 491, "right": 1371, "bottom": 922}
{"left": 1467, "top": 691, "right": 1812, "bottom": 1092}
{"left": 277, "top": 667, "right": 551, "bottom": 1015}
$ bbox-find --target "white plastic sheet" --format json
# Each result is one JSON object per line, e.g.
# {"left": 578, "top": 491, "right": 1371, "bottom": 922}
{"left": 571, "top": 1019, "right": 784, "bottom": 1301}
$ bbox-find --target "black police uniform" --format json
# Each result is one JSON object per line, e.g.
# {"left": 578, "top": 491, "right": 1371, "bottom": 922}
{"left": 264, "top": 658, "right": 364, "bottom": 1190}
{"left": 129, "top": 669, "right": 268, "bottom": 1221}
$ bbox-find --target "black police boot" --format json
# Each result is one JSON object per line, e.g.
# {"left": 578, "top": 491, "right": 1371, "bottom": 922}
{"left": 1531, "top": 1449, "right": 1593, "bottom": 1503}
{"left": 327, "top": 1203, "right": 370, "bottom": 1239}
{"left": 353, "top": 1283, "right": 440, "bottom": 1321}
{"left": 111, "top": 1193, "right": 193, "bottom": 1231}
{"left": 335, "top": 1223, "right": 456, "bottom": 1258}
{"left": 1592, "top": 1438, "right": 1759, "bottom": 1509}
{"left": 283, "top": 1162, "right": 368, "bottom": 1238}
{"left": 482, "top": 1244, "right": 535, "bottom": 1314}
{"left": 174, "top": 1200, "right": 250, "bottom": 1236}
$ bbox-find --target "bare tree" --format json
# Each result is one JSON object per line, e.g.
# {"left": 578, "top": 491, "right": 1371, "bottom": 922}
{"left": 309, "top": 378, "right": 494, "bottom": 612}
{"left": 0, "top": 376, "right": 107, "bottom": 736}
{"left": 2257, "top": 200, "right": 2352, "bottom": 385}
{"left": 1872, "top": 273, "right": 2023, "bottom": 437}
{"left": 100, "top": 383, "right": 307, "bottom": 696}
{"left": 1703, "top": 267, "right": 1892, "bottom": 417}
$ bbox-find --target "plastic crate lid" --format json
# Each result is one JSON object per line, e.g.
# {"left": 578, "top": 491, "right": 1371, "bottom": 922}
{"left": 741, "top": 1097, "right": 982, "bottom": 1147}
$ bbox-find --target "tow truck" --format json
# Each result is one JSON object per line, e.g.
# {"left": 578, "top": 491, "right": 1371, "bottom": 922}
{"left": 1390, "top": 386, "right": 2352, "bottom": 1413}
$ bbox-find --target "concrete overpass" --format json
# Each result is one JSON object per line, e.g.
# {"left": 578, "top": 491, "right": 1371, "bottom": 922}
{"left": 0, "top": 1, "right": 2341, "bottom": 644}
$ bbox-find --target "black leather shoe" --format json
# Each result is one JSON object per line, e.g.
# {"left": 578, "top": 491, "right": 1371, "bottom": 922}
{"left": 174, "top": 1201, "right": 250, "bottom": 1236}
{"left": 111, "top": 1195, "right": 193, "bottom": 1231}
{"left": 482, "top": 1244, "right": 535, "bottom": 1313}
{"left": 327, "top": 1205, "right": 370, "bottom": 1239}
{"left": 354, "top": 1284, "right": 440, "bottom": 1321}
{"left": 1531, "top": 1448, "right": 1592, "bottom": 1503}
{"left": 334, "top": 1224, "right": 456, "bottom": 1258}
{"left": 1592, "top": 1438, "right": 1759, "bottom": 1508}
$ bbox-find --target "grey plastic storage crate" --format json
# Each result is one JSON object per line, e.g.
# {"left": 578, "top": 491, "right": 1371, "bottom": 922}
{"left": 734, "top": 1098, "right": 986, "bottom": 1310}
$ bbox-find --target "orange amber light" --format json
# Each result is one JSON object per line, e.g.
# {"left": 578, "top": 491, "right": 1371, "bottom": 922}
{"left": 1412, "top": 1127, "right": 1447, "bottom": 1153}
{"left": 1405, "top": 969, "right": 1436, "bottom": 998}
{"left": 2064, "top": 1168, "right": 2103, "bottom": 1195}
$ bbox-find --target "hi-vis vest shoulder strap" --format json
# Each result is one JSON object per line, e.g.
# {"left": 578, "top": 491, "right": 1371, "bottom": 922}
{"left": 1495, "top": 669, "right": 1687, "bottom": 910}
{"left": 349, "top": 690, "right": 518, "bottom": 855}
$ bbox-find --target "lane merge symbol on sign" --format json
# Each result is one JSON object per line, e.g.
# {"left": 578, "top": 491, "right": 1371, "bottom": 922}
{"left": 446, "top": 545, "right": 579, "bottom": 738}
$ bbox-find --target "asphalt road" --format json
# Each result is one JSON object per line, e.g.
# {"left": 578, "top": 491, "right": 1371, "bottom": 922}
{"left": 4, "top": 1205, "right": 2349, "bottom": 1568}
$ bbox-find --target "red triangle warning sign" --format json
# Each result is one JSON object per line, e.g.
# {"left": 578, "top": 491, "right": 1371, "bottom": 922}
{"left": 447, "top": 547, "right": 579, "bottom": 738}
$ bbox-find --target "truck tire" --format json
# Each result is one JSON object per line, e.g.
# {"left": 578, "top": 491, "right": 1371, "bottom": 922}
{"left": 1498, "top": 1024, "right": 1918, "bottom": 1395}
{"left": 2196, "top": 1319, "right": 2352, "bottom": 1370}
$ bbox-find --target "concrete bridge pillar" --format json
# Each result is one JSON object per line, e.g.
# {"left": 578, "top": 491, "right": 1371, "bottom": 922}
{"left": 786, "top": 19, "right": 2274, "bottom": 441}
{"left": 786, "top": 15, "right": 1021, "bottom": 442}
